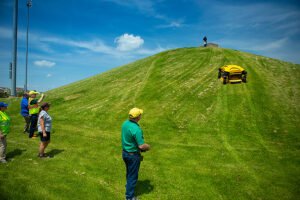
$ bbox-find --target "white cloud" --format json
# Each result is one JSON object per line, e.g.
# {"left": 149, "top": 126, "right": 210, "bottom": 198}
{"left": 34, "top": 60, "right": 56, "bottom": 68}
{"left": 202, "top": 1, "right": 300, "bottom": 37}
{"left": 41, "top": 37, "right": 114, "bottom": 55}
{"left": 105, "top": 0, "right": 183, "bottom": 29}
{"left": 105, "top": 0, "right": 156, "bottom": 16}
{"left": 41, "top": 34, "right": 164, "bottom": 56}
{"left": 115, "top": 33, "right": 144, "bottom": 51}
{"left": 217, "top": 37, "right": 289, "bottom": 52}
{"left": 214, "top": 37, "right": 300, "bottom": 63}
{"left": 46, "top": 73, "right": 52, "bottom": 78}
{"left": 70, "top": 40, "right": 113, "bottom": 53}
{"left": 135, "top": 46, "right": 167, "bottom": 55}
{"left": 0, "top": 27, "right": 164, "bottom": 57}
{"left": 254, "top": 38, "right": 288, "bottom": 51}
{"left": 157, "top": 20, "right": 186, "bottom": 29}
{"left": 0, "top": 27, "right": 12, "bottom": 39}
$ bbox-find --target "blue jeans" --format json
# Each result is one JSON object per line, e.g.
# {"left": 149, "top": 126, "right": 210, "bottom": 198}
{"left": 29, "top": 114, "right": 38, "bottom": 138}
{"left": 122, "top": 151, "right": 141, "bottom": 199}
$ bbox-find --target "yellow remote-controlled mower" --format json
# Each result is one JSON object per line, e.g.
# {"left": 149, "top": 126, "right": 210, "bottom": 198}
{"left": 218, "top": 65, "right": 247, "bottom": 84}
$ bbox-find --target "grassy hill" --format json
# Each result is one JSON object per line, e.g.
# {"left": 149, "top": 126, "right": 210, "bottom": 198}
{"left": 1, "top": 47, "right": 299, "bottom": 200}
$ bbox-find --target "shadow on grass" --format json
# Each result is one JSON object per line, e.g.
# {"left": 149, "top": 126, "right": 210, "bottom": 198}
{"left": 135, "top": 179, "right": 154, "bottom": 196}
{"left": 6, "top": 149, "right": 26, "bottom": 159}
{"left": 47, "top": 149, "right": 65, "bottom": 157}
{"left": 0, "top": 188, "right": 9, "bottom": 200}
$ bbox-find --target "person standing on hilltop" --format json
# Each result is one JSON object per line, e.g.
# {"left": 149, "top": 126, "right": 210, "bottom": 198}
{"left": 203, "top": 36, "right": 207, "bottom": 47}
{"left": 0, "top": 102, "right": 11, "bottom": 163}
{"left": 121, "top": 108, "right": 151, "bottom": 200}
{"left": 20, "top": 92, "right": 30, "bottom": 133}
{"left": 28, "top": 91, "right": 45, "bottom": 138}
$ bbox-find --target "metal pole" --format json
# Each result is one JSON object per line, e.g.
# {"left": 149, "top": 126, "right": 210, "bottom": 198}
{"left": 25, "top": 0, "right": 32, "bottom": 92}
{"left": 9, "top": 62, "right": 12, "bottom": 79}
{"left": 12, "top": 0, "right": 18, "bottom": 96}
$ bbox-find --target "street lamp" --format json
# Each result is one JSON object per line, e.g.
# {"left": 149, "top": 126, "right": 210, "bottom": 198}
{"left": 24, "top": 0, "right": 32, "bottom": 92}
{"left": 11, "top": 0, "right": 18, "bottom": 97}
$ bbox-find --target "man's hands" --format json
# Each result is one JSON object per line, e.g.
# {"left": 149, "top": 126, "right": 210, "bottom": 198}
{"left": 139, "top": 143, "right": 151, "bottom": 152}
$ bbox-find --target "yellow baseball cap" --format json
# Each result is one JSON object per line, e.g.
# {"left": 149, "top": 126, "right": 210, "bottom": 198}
{"left": 29, "top": 90, "right": 40, "bottom": 95}
{"left": 129, "top": 108, "right": 143, "bottom": 118}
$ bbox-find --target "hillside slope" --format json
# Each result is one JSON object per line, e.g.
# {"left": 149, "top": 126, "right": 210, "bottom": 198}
{"left": 1, "top": 47, "right": 299, "bottom": 200}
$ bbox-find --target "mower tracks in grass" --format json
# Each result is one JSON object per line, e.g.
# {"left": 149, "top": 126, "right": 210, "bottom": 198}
{"left": 133, "top": 58, "right": 157, "bottom": 105}
{"left": 215, "top": 84, "right": 262, "bottom": 189}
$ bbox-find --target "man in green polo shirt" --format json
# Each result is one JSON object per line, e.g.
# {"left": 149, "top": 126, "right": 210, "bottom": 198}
{"left": 122, "top": 108, "right": 150, "bottom": 200}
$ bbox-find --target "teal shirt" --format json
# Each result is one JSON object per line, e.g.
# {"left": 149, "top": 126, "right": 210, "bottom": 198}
{"left": 121, "top": 120, "right": 145, "bottom": 152}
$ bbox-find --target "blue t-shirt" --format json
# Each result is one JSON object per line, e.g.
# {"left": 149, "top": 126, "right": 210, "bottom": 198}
{"left": 20, "top": 97, "right": 29, "bottom": 117}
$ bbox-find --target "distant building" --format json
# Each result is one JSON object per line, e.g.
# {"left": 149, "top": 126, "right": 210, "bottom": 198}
{"left": 207, "top": 43, "right": 219, "bottom": 48}
{"left": 0, "top": 87, "right": 24, "bottom": 97}
{"left": 0, "top": 87, "right": 10, "bottom": 98}
{"left": 199, "top": 43, "right": 219, "bottom": 48}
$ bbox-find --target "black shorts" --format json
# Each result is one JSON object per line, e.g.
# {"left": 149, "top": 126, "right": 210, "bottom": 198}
{"left": 39, "top": 132, "right": 50, "bottom": 142}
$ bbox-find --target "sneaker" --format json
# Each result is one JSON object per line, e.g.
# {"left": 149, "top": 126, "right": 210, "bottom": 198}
{"left": 0, "top": 159, "right": 7, "bottom": 163}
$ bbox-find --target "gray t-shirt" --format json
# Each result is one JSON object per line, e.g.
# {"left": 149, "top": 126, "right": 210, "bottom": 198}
{"left": 38, "top": 110, "right": 52, "bottom": 132}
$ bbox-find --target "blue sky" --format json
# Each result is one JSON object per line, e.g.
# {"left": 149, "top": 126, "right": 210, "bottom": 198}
{"left": 0, "top": 0, "right": 299, "bottom": 92}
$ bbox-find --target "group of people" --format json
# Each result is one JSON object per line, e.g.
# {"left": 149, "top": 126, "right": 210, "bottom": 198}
{"left": 1, "top": 90, "right": 149, "bottom": 199}
{"left": 20, "top": 90, "right": 52, "bottom": 158}
{"left": 0, "top": 90, "right": 53, "bottom": 163}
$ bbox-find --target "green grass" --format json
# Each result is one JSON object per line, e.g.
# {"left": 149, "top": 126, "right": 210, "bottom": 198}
{"left": 1, "top": 47, "right": 299, "bottom": 200}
